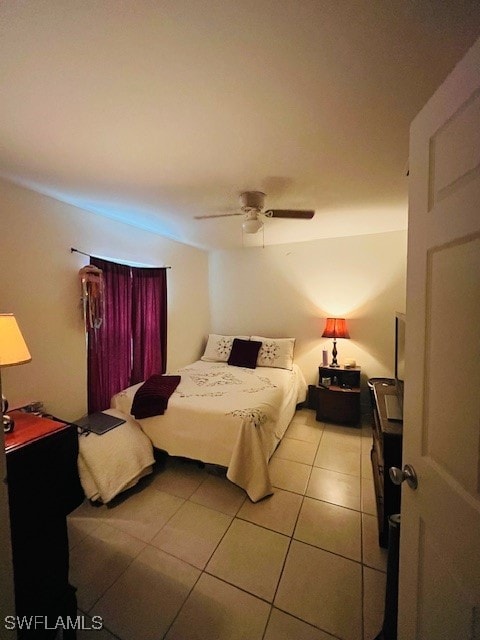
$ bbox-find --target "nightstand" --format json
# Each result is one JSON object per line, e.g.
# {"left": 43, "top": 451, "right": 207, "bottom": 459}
{"left": 5, "top": 410, "right": 84, "bottom": 638}
{"left": 315, "top": 365, "right": 361, "bottom": 425}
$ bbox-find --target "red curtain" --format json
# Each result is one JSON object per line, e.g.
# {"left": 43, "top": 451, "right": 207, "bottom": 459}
{"left": 87, "top": 258, "right": 132, "bottom": 413}
{"left": 87, "top": 258, "right": 167, "bottom": 413}
{"left": 131, "top": 267, "right": 167, "bottom": 384}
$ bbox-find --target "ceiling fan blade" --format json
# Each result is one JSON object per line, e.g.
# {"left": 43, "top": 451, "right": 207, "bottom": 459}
{"left": 194, "top": 212, "right": 243, "bottom": 220}
{"left": 264, "top": 209, "right": 315, "bottom": 219}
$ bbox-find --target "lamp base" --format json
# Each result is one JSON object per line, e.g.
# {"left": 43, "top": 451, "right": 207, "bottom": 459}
{"left": 330, "top": 339, "right": 339, "bottom": 368}
{"left": 3, "top": 414, "right": 14, "bottom": 433}
{"left": 329, "top": 363, "right": 340, "bottom": 368}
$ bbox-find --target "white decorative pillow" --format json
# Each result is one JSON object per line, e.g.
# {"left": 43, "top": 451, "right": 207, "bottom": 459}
{"left": 201, "top": 334, "right": 250, "bottom": 362}
{"left": 251, "top": 336, "right": 295, "bottom": 370}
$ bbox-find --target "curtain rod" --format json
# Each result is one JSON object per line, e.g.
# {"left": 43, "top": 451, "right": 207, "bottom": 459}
{"left": 70, "top": 247, "right": 171, "bottom": 269}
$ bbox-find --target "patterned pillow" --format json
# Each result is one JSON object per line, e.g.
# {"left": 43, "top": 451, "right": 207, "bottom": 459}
{"left": 251, "top": 336, "right": 295, "bottom": 370}
{"left": 201, "top": 334, "right": 250, "bottom": 362}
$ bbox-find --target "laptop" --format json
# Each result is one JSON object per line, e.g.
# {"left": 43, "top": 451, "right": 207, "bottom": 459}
{"left": 73, "top": 412, "right": 125, "bottom": 435}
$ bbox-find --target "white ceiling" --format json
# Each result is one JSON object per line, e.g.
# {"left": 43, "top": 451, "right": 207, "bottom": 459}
{"left": 1, "top": 1, "right": 479, "bottom": 250}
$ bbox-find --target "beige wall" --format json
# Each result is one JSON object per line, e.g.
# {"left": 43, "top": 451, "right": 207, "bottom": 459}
{"left": 0, "top": 175, "right": 407, "bottom": 419}
{"left": 209, "top": 230, "right": 407, "bottom": 404}
{"left": 0, "top": 178, "right": 210, "bottom": 421}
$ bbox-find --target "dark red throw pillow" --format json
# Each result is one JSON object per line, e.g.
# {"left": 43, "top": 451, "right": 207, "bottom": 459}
{"left": 227, "top": 339, "right": 262, "bottom": 369}
{"left": 131, "top": 374, "right": 181, "bottom": 419}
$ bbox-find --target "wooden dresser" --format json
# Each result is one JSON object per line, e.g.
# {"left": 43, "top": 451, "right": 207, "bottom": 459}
{"left": 370, "top": 382, "right": 403, "bottom": 548}
{"left": 5, "top": 410, "right": 84, "bottom": 639}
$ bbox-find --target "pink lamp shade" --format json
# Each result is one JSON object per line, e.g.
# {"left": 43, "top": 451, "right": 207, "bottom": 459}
{"left": 322, "top": 318, "right": 349, "bottom": 367}
{"left": 321, "top": 318, "right": 350, "bottom": 339}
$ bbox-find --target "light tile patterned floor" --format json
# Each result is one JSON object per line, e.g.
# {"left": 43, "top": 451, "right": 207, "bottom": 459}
{"left": 69, "top": 408, "right": 388, "bottom": 640}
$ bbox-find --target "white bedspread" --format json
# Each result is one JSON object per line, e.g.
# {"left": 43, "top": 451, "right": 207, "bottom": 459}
{"left": 111, "top": 361, "right": 307, "bottom": 501}
{"left": 77, "top": 408, "right": 155, "bottom": 503}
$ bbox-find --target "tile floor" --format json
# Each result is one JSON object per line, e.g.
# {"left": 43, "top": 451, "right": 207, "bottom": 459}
{"left": 69, "top": 408, "right": 388, "bottom": 640}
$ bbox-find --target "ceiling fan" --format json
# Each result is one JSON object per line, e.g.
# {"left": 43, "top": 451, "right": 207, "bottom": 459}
{"left": 194, "top": 191, "right": 315, "bottom": 234}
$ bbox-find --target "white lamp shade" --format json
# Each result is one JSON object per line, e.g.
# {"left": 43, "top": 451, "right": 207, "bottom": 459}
{"left": 242, "top": 218, "right": 263, "bottom": 234}
{"left": 0, "top": 314, "right": 31, "bottom": 367}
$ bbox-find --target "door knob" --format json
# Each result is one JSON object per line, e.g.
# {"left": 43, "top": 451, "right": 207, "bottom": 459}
{"left": 389, "top": 464, "right": 418, "bottom": 490}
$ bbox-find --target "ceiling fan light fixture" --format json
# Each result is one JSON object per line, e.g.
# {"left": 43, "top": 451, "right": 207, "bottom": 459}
{"left": 242, "top": 218, "right": 263, "bottom": 234}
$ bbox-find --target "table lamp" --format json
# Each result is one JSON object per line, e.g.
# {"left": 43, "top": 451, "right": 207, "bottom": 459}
{"left": 0, "top": 314, "right": 31, "bottom": 433}
{"left": 322, "top": 317, "right": 350, "bottom": 368}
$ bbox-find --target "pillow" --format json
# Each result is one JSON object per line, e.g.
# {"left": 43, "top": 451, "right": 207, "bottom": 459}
{"left": 201, "top": 334, "right": 249, "bottom": 362}
{"left": 228, "top": 338, "right": 262, "bottom": 369}
{"left": 251, "top": 336, "right": 295, "bottom": 370}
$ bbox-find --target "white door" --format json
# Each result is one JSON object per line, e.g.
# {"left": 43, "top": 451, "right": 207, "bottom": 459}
{"left": 398, "top": 36, "right": 480, "bottom": 639}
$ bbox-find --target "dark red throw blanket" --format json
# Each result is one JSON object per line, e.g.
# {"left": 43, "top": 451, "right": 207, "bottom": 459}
{"left": 131, "top": 374, "right": 181, "bottom": 419}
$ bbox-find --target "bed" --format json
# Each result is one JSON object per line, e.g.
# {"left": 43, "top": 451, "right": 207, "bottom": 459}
{"left": 111, "top": 335, "right": 307, "bottom": 502}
